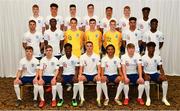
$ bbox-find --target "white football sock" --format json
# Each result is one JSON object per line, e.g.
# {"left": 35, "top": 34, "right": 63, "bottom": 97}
{"left": 96, "top": 81, "right": 102, "bottom": 100}
{"left": 101, "top": 82, "right": 109, "bottom": 100}
{"left": 33, "top": 84, "right": 39, "bottom": 100}
{"left": 123, "top": 84, "right": 129, "bottom": 99}
{"left": 115, "top": 81, "right": 124, "bottom": 100}
{"left": 52, "top": 85, "right": 57, "bottom": 101}
{"left": 72, "top": 83, "right": 79, "bottom": 99}
{"left": 14, "top": 84, "right": 21, "bottom": 100}
{"left": 162, "top": 81, "right": 168, "bottom": 99}
{"left": 78, "top": 81, "right": 85, "bottom": 101}
{"left": 138, "top": 84, "right": 145, "bottom": 99}
{"left": 38, "top": 85, "right": 44, "bottom": 101}
{"left": 56, "top": 83, "right": 63, "bottom": 99}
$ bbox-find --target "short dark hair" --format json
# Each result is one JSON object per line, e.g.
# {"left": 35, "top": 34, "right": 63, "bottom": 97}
{"left": 110, "top": 19, "right": 116, "bottom": 24}
{"left": 64, "top": 43, "right": 72, "bottom": 49}
{"left": 150, "top": 18, "right": 158, "bottom": 24}
{"left": 50, "top": 3, "right": 58, "bottom": 8}
{"left": 70, "top": 4, "right": 76, "bottom": 8}
{"left": 142, "top": 7, "right": 150, "bottom": 12}
{"left": 25, "top": 46, "right": 33, "bottom": 51}
{"left": 45, "top": 45, "right": 53, "bottom": 50}
{"left": 29, "top": 20, "right": 36, "bottom": 24}
{"left": 87, "top": 4, "right": 94, "bottom": 8}
{"left": 124, "top": 6, "right": 130, "bottom": 10}
{"left": 106, "top": 7, "right": 113, "bottom": 10}
{"left": 89, "top": 18, "right": 96, "bottom": 23}
{"left": 146, "top": 42, "right": 156, "bottom": 48}
{"left": 86, "top": 41, "right": 93, "bottom": 45}
{"left": 127, "top": 43, "right": 135, "bottom": 49}
{"left": 106, "top": 44, "right": 115, "bottom": 51}
{"left": 32, "top": 4, "right": 39, "bottom": 9}
{"left": 70, "top": 18, "right": 78, "bottom": 23}
{"left": 129, "top": 17, "right": 137, "bottom": 22}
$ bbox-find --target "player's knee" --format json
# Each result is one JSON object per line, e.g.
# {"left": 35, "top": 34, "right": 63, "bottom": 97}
{"left": 144, "top": 74, "right": 150, "bottom": 81}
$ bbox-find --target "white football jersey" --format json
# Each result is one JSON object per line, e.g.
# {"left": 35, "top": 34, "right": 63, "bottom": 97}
{"left": 101, "top": 55, "right": 121, "bottom": 76}
{"left": 23, "top": 31, "right": 44, "bottom": 57}
{"left": 122, "top": 29, "right": 142, "bottom": 53}
{"left": 44, "top": 29, "right": 64, "bottom": 56}
{"left": 142, "top": 54, "right": 162, "bottom": 74}
{"left": 29, "top": 15, "right": 45, "bottom": 33}
{"left": 82, "top": 15, "right": 100, "bottom": 30}
{"left": 100, "top": 17, "right": 117, "bottom": 33}
{"left": 121, "top": 53, "right": 142, "bottom": 75}
{"left": 40, "top": 56, "right": 59, "bottom": 76}
{"left": 45, "top": 15, "right": 64, "bottom": 30}
{"left": 64, "top": 16, "right": 82, "bottom": 29}
{"left": 18, "top": 57, "right": 39, "bottom": 77}
{"left": 80, "top": 53, "right": 100, "bottom": 75}
{"left": 143, "top": 30, "right": 164, "bottom": 55}
{"left": 59, "top": 55, "right": 79, "bottom": 75}
{"left": 137, "top": 18, "right": 151, "bottom": 34}
{"left": 119, "top": 16, "right": 129, "bottom": 32}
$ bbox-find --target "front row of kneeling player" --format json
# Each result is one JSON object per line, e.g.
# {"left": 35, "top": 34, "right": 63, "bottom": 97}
{"left": 13, "top": 41, "right": 170, "bottom": 108}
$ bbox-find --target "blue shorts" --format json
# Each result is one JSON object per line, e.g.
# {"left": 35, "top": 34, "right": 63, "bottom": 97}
{"left": 127, "top": 74, "right": 139, "bottom": 85}
{"left": 149, "top": 73, "right": 160, "bottom": 83}
{"left": 42, "top": 76, "right": 54, "bottom": 85}
{"left": 84, "top": 74, "right": 96, "bottom": 82}
{"left": 20, "top": 76, "right": 35, "bottom": 84}
{"left": 105, "top": 75, "right": 117, "bottom": 83}
{"left": 62, "top": 75, "right": 74, "bottom": 84}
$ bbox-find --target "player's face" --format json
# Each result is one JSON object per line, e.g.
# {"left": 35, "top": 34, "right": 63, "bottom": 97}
{"left": 89, "top": 21, "right": 96, "bottom": 29}
{"left": 124, "top": 8, "right": 130, "bottom": 17}
{"left": 50, "top": 19, "right": 57, "bottom": 28}
{"left": 87, "top": 6, "right": 94, "bottom": 14}
{"left": 151, "top": 22, "right": 158, "bottom": 30}
{"left": 147, "top": 47, "right": 155, "bottom": 55}
{"left": 70, "top": 7, "right": 76, "bottom": 15}
{"left": 65, "top": 46, "right": 72, "bottom": 55}
{"left": 70, "top": 20, "right": 77, "bottom": 28}
{"left": 50, "top": 7, "right": 58, "bottom": 15}
{"left": 45, "top": 48, "right": 53, "bottom": 57}
{"left": 25, "top": 49, "right": 33, "bottom": 58}
{"left": 32, "top": 7, "right": 39, "bottom": 15}
{"left": 86, "top": 43, "right": 93, "bottom": 52}
{"left": 129, "top": 20, "right": 136, "bottom": 29}
{"left": 106, "top": 46, "right": 115, "bottom": 56}
{"left": 127, "top": 47, "right": 135, "bottom": 55}
{"left": 143, "top": 10, "right": 150, "bottom": 18}
{"left": 110, "top": 21, "right": 116, "bottom": 30}
{"left": 29, "top": 22, "right": 36, "bottom": 31}
{"left": 106, "top": 9, "right": 112, "bottom": 16}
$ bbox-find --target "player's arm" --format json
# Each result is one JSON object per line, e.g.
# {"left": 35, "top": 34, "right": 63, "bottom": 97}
{"left": 99, "top": 32, "right": 103, "bottom": 52}
{"left": 80, "top": 32, "right": 84, "bottom": 50}
{"left": 103, "top": 33, "right": 107, "bottom": 48}
{"left": 57, "top": 67, "right": 63, "bottom": 82}
{"left": 159, "top": 42, "right": 164, "bottom": 49}
{"left": 45, "top": 24, "right": 49, "bottom": 30}
{"left": 15, "top": 70, "right": 23, "bottom": 81}
{"left": 159, "top": 65, "right": 165, "bottom": 75}
{"left": 22, "top": 43, "right": 27, "bottom": 49}
{"left": 59, "top": 40, "right": 64, "bottom": 54}
{"left": 138, "top": 63, "right": 143, "bottom": 78}
{"left": 60, "top": 24, "right": 64, "bottom": 31}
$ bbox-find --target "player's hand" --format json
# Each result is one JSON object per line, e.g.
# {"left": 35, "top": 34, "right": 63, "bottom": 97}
{"left": 101, "top": 76, "right": 106, "bottom": 83}
{"left": 14, "top": 78, "right": 22, "bottom": 84}
{"left": 33, "top": 77, "right": 38, "bottom": 84}
{"left": 137, "top": 77, "right": 144, "bottom": 84}
{"left": 124, "top": 77, "right": 130, "bottom": 84}
{"left": 51, "top": 77, "right": 56, "bottom": 85}
{"left": 159, "top": 74, "right": 167, "bottom": 81}
{"left": 73, "top": 76, "right": 78, "bottom": 83}
{"left": 38, "top": 78, "right": 44, "bottom": 85}
{"left": 78, "top": 75, "right": 84, "bottom": 81}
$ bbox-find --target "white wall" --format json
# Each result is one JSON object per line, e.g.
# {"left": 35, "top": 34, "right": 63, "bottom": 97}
{"left": 0, "top": 0, "right": 179, "bottom": 77}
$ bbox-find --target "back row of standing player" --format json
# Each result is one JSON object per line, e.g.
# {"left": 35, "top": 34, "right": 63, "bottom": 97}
{"left": 23, "top": 3, "right": 164, "bottom": 59}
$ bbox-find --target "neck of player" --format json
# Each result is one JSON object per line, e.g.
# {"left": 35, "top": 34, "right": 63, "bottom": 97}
{"left": 108, "top": 54, "right": 114, "bottom": 58}
{"left": 150, "top": 28, "right": 157, "bottom": 33}
{"left": 143, "top": 17, "right": 149, "bottom": 21}
{"left": 148, "top": 53, "right": 154, "bottom": 58}
{"left": 46, "top": 55, "right": 52, "bottom": 59}
{"left": 90, "top": 28, "right": 96, "bottom": 32}
{"left": 26, "top": 56, "right": 32, "bottom": 61}
{"left": 33, "top": 14, "right": 39, "bottom": 18}
{"left": 50, "top": 27, "right": 57, "bottom": 31}
{"left": 66, "top": 54, "right": 71, "bottom": 59}
{"left": 86, "top": 51, "right": 93, "bottom": 56}
{"left": 30, "top": 29, "right": 36, "bottom": 33}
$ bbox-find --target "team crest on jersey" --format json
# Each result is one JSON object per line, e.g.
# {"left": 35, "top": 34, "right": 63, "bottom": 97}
{"left": 115, "top": 34, "right": 118, "bottom": 38}
{"left": 27, "top": 38, "right": 31, "bottom": 43}
{"left": 133, "top": 59, "right": 137, "bottom": 63}
{"left": 71, "top": 60, "right": 75, "bottom": 65}
{"left": 22, "top": 64, "right": 27, "bottom": 70}
{"left": 140, "top": 24, "right": 144, "bottom": 29}
{"left": 84, "top": 61, "right": 87, "bottom": 66}
{"left": 68, "top": 35, "right": 72, "bottom": 40}
{"left": 113, "top": 61, "right": 117, "bottom": 65}
{"left": 36, "top": 35, "right": 39, "bottom": 39}
{"left": 154, "top": 59, "right": 157, "bottom": 64}
{"left": 55, "top": 33, "right": 58, "bottom": 37}
{"left": 127, "top": 35, "right": 130, "bottom": 40}
{"left": 125, "top": 61, "right": 129, "bottom": 66}
{"left": 76, "top": 33, "right": 79, "bottom": 37}
{"left": 43, "top": 63, "right": 47, "bottom": 69}
{"left": 107, "top": 37, "right": 111, "bottom": 42}
{"left": 31, "top": 63, "right": 35, "bottom": 67}
{"left": 92, "top": 58, "right": 95, "bottom": 62}
{"left": 96, "top": 34, "right": 99, "bottom": 38}
{"left": 38, "top": 20, "right": 41, "bottom": 23}
{"left": 135, "top": 33, "right": 137, "bottom": 36}
{"left": 122, "top": 22, "right": 126, "bottom": 27}
{"left": 51, "top": 62, "right": 55, "bottom": 66}
{"left": 63, "top": 62, "right": 67, "bottom": 67}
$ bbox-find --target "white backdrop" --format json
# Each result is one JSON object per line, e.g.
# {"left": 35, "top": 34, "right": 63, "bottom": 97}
{"left": 0, "top": 0, "right": 179, "bottom": 77}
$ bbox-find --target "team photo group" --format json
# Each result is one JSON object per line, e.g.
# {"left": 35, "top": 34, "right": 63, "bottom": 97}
{"left": 13, "top": 2, "right": 170, "bottom": 108}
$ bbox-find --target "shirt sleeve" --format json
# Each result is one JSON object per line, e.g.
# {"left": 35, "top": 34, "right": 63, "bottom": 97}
{"left": 39, "top": 59, "right": 44, "bottom": 70}
{"left": 75, "top": 58, "right": 80, "bottom": 66}
{"left": 96, "top": 56, "right": 100, "bottom": 65}
{"left": 158, "top": 56, "right": 163, "bottom": 65}
{"left": 121, "top": 55, "right": 126, "bottom": 65}
{"left": 79, "top": 56, "right": 84, "bottom": 66}
{"left": 101, "top": 58, "right": 105, "bottom": 67}
{"left": 22, "top": 33, "right": 27, "bottom": 43}
{"left": 43, "top": 32, "right": 49, "bottom": 41}
{"left": 59, "top": 58, "right": 63, "bottom": 67}
{"left": 117, "top": 58, "right": 121, "bottom": 68}
{"left": 59, "top": 31, "right": 64, "bottom": 40}
{"left": 159, "top": 32, "right": 164, "bottom": 42}
{"left": 18, "top": 60, "right": 23, "bottom": 70}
